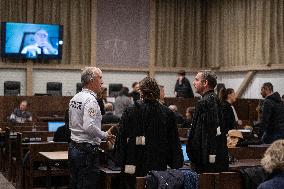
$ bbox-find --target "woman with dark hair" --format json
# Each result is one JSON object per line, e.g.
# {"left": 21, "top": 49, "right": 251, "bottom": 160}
{"left": 115, "top": 77, "right": 183, "bottom": 189}
{"left": 219, "top": 88, "right": 242, "bottom": 131}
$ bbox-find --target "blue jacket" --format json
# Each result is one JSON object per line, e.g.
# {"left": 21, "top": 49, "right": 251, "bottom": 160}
{"left": 257, "top": 172, "right": 284, "bottom": 189}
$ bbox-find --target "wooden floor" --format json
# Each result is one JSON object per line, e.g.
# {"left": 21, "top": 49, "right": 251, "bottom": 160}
{"left": 0, "top": 173, "right": 15, "bottom": 189}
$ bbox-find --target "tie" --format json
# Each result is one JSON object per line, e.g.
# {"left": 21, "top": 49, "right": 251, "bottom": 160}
{"left": 39, "top": 46, "right": 44, "bottom": 55}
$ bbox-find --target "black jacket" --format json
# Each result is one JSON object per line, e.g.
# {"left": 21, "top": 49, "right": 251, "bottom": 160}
{"left": 221, "top": 101, "right": 237, "bottom": 131}
{"left": 53, "top": 124, "right": 71, "bottom": 143}
{"left": 174, "top": 77, "right": 194, "bottom": 98}
{"left": 129, "top": 91, "right": 140, "bottom": 102}
{"left": 115, "top": 100, "right": 183, "bottom": 188}
{"left": 261, "top": 92, "right": 284, "bottom": 144}
{"left": 102, "top": 112, "right": 120, "bottom": 124}
{"left": 188, "top": 90, "right": 228, "bottom": 173}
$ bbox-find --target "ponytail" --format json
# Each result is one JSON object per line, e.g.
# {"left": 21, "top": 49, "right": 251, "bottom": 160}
{"left": 219, "top": 88, "right": 234, "bottom": 102}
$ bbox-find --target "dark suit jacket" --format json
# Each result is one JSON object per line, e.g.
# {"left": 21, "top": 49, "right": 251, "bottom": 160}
{"left": 221, "top": 101, "right": 237, "bottom": 130}
{"left": 102, "top": 112, "right": 120, "bottom": 124}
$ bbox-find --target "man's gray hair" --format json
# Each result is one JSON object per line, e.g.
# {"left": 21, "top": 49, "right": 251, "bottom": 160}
{"left": 200, "top": 70, "right": 217, "bottom": 89}
{"left": 81, "top": 67, "right": 97, "bottom": 86}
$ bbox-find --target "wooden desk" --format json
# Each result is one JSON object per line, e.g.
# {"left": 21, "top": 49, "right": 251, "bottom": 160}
{"left": 37, "top": 116, "right": 64, "bottom": 122}
{"left": 39, "top": 151, "right": 68, "bottom": 189}
{"left": 39, "top": 151, "right": 68, "bottom": 160}
{"left": 229, "top": 159, "right": 261, "bottom": 171}
{"left": 99, "top": 166, "right": 121, "bottom": 189}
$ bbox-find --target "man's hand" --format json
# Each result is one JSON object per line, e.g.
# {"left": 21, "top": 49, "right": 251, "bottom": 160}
{"left": 106, "top": 134, "right": 116, "bottom": 145}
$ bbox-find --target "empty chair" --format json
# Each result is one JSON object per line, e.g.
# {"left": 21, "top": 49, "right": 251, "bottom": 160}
{"left": 4, "top": 81, "right": 21, "bottom": 96}
{"left": 109, "top": 83, "right": 123, "bottom": 98}
{"left": 46, "top": 82, "right": 62, "bottom": 96}
{"left": 76, "top": 83, "right": 83, "bottom": 93}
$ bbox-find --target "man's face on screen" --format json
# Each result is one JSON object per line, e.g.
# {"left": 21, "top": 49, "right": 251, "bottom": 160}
{"left": 34, "top": 30, "right": 48, "bottom": 46}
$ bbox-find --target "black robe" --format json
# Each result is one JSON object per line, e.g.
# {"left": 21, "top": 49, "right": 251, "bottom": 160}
{"left": 221, "top": 101, "right": 237, "bottom": 130}
{"left": 188, "top": 90, "right": 228, "bottom": 173}
{"left": 115, "top": 100, "right": 183, "bottom": 188}
{"left": 174, "top": 77, "right": 194, "bottom": 98}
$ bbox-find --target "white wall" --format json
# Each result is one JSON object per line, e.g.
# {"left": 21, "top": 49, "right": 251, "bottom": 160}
{"left": 103, "top": 71, "right": 147, "bottom": 93}
{"left": 33, "top": 70, "right": 147, "bottom": 96}
{"left": 1, "top": 69, "right": 284, "bottom": 98}
{"left": 218, "top": 71, "right": 284, "bottom": 99}
{"left": 33, "top": 70, "right": 81, "bottom": 96}
{"left": 0, "top": 69, "right": 26, "bottom": 96}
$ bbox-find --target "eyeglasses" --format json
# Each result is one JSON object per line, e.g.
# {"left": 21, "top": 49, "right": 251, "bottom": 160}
{"left": 35, "top": 32, "right": 48, "bottom": 38}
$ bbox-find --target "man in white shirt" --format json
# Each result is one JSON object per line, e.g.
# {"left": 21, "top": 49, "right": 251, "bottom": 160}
{"left": 69, "top": 67, "right": 115, "bottom": 189}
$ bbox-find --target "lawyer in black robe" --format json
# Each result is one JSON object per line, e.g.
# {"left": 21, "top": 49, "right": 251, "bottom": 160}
{"left": 115, "top": 77, "right": 183, "bottom": 189}
{"left": 188, "top": 71, "right": 228, "bottom": 173}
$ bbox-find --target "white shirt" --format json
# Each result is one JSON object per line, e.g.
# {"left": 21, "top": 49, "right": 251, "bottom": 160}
{"left": 69, "top": 88, "right": 108, "bottom": 145}
{"left": 231, "top": 105, "right": 239, "bottom": 122}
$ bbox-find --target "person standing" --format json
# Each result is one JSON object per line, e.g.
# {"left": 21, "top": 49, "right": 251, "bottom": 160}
{"left": 219, "top": 88, "right": 242, "bottom": 131}
{"left": 259, "top": 82, "right": 284, "bottom": 144}
{"left": 69, "top": 67, "right": 115, "bottom": 189}
{"left": 115, "top": 77, "right": 183, "bottom": 189}
{"left": 114, "top": 87, "right": 133, "bottom": 117}
{"left": 174, "top": 70, "right": 194, "bottom": 98}
{"left": 129, "top": 82, "right": 140, "bottom": 102}
{"left": 188, "top": 70, "right": 228, "bottom": 173}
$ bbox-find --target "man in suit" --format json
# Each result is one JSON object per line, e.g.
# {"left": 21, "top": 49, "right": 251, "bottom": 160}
{"left": 102, "top": 103, "right": 120, "bottom": 124}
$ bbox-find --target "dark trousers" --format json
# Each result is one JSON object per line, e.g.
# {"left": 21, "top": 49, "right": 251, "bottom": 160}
{"left": 69, "top": 142, "right": 100, "bottom": 189}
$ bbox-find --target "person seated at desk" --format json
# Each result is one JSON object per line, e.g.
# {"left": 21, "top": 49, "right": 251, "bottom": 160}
{"left": 181, "top": 107, "right": 194, "bottom": 128}
{"left": 219, "top": 88, "right": 242, "bottom": 131}
{"left": 53, "top": 109, "right": 71, "bottom": 143}
{"left": 168, "top": 105, "right": 184, "bottom": 124}
{"left": 21, "top": 29, "right": 58, "bottom": 58}
{"left": 257, "top": 139, "right": 284, "bottom": 189}
{"left": 102, "top": 103, "right": 120, "bottom": 124}
{"left": 9, "top": 100, "right": 32, "bottom": 123}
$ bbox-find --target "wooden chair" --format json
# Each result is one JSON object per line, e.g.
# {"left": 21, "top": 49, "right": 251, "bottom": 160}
{"left": 0, "top": 129, "right": 5, "bottom": 171}
{"left": 3, "top": 127, "right": 13, "bottom": 180}
{"left": 11, "top": 133, "right": 24, "bottom": 188}
{"left": 24, "top": 142, "right": 68, "bottom": 189}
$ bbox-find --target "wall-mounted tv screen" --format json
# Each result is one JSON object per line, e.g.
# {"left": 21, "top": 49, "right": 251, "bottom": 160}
{"left": 1, "top": 22, "right": 63, "bottom": 60}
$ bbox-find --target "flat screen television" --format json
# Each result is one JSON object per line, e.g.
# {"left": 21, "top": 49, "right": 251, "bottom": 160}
{"left": 1, "top": 22, "right": 63, "bottom": 60}
{"left": 182, "top": 144, "right": 189, "bottom": 162}
{"left": 48, "top": 121, "right": 65, "bottom": 132}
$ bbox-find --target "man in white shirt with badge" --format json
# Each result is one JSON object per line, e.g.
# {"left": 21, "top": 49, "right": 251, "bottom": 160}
{"left": 69, "top": 67, "right": 115, "bottom": 189}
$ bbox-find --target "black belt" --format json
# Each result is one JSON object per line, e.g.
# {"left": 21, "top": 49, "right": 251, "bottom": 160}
{"left": 70, "top": 140, "right": 99, "bottom": 151}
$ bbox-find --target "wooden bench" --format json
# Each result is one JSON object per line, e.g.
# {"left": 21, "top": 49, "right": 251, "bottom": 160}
{"left": 229, "top": 145, "right": 269, "bottom": 160}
